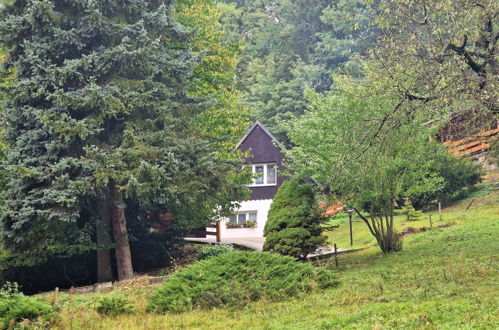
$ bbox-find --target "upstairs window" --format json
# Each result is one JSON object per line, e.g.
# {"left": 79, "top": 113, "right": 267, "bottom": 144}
{"left": 249, "top": 163, "right": 277, "bottom": 186}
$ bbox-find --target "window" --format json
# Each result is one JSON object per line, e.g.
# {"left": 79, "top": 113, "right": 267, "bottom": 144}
{"left": 249, "top": 163, "right": 277, "bottom": 186}
{"left": 227, "top": 212, "right": 257, "bottom": 228}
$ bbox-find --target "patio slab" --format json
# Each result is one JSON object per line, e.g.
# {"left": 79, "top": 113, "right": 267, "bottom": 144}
{"left": 185, "top": 236, "right": 265, "bottom": 251}
{"left": 184, "top": 237, "right": 360, "bottom": 257}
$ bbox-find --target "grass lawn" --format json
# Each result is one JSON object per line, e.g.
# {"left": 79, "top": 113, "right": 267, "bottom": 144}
{"left": 48, "top": 187, "right": 498, "bottom": 329}
{"left": 326, "top": 183, "right": 498, "bottom": 250}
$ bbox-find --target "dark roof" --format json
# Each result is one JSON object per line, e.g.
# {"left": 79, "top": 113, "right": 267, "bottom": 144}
{"left": 235, "top": 120, "right": 285, "bottom": 150}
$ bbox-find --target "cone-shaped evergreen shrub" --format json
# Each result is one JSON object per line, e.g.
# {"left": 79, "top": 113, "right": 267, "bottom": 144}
{"left": 148, "top": 251, "right": 336, "bottom": 313}
{"left": 400, "top": 198, "right": 424, "bottom": 221}
{"left": 263, "top": 180, "right": 326, "bottom": 259}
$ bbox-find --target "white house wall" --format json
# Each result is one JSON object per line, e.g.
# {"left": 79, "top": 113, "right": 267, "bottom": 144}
{"left": 218, "top": 199, "right": 273, "bottom": 238}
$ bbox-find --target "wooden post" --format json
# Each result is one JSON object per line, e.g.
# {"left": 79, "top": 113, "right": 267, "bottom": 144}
{"left": 349, "top": 212, "right": 353, "bottom": 247}
{"left": 334, "top": 243, "right": 339, "bottom": 268}
{"left": 429, "top": 214, "right": 433, "bottom": 228}
{"left": 216, "top": 220, "right": 221, "bottom": 243}
{"left": 438, "top": 202, "right": 442, "bottom": 222}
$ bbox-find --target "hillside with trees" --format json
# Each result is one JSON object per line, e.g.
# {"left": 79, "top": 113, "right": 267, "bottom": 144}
{"left": 0, "top": 0, "right": 497, "bottom": 328}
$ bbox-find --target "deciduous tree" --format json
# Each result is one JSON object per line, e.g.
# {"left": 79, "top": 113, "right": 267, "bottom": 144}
{"left": 286, "top": 75, "right": 447, "bottom": 252}
{"left": 371, "top": 0, "right": 498, "bottom": 136}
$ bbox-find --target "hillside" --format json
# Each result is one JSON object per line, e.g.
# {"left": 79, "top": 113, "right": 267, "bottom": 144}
{"left": 1, "top": 2, "right": 497, "bottom": 329}
{"left": 41, "top": 186, "right": 499, "bottom": 329}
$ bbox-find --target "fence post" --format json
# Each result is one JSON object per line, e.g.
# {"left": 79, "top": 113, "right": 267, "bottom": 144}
{"left": 216, "top": 220, "right": 221, "bottom": 243}
{"left": 429, "top": 214, "right": 433, "bottom": 228}
{"left": 348, "top": 211, "right": 353, "bottom": 247}
{"left": 334, "top": 243, "right": 339, "bottom": 268}
{"left": 438, "top": 202, "right": 442, "bottom": 222}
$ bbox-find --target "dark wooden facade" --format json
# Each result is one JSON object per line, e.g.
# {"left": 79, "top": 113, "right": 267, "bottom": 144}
{"left": 236, "top": 121, "right": 288, "bottom": 200}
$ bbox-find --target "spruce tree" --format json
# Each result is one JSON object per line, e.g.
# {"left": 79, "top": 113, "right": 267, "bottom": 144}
{"left": 263, "top": 180, "right": 326, "bottom": 259}
{"left": 0, "top": 0, "right": 246, "bottom": 281}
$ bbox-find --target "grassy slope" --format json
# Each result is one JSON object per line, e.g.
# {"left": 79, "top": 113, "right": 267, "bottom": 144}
{"left": 52, "top": 188, "right": 498, "bottom": 329}
{"left": 325, "top": 184, "right": 497, "bottom": 250}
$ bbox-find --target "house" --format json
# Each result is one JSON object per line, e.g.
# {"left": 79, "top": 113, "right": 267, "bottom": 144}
{"left": 216, "top": 121, "right": 288, "bottom": 239}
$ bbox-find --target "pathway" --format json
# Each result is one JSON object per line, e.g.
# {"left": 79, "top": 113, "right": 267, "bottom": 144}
{"left": 184, "top": 236, "right": 362, "bottom": 258}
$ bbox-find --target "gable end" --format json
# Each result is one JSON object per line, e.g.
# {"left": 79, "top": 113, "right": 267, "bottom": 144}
{"left": 235, "top": 120, "right": 285, "bottom": 151}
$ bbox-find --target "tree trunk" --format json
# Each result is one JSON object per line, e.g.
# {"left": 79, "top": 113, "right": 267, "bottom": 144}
{"left": 109, "top": 180, "right": 134, "bottom": 281}
{"left": 96, "top": 191, "right": 114, "bottom": 283}
{"left": 355, "top": 207, "right": 401, "bottom": 253}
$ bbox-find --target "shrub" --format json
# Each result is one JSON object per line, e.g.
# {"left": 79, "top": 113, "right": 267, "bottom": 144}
{"left": 0, "top": 282, "right": 53, "bottom": 328}
{"left": 400, "top": 198, "right": 424, "bottom": 221}
{"left": 412, "top": 151, "right": 481, "bottom": 209}
{"left": 196, "top": 244, "right": 234, "bottom": 260}
{"left": 148, "top": 251, "right": 336, "bottom": 313}
{"left": 95, "top": 295, "right": 134, "bottom": 316}
{"left": 263, "top": 180, "right": 326, "bottom": 259}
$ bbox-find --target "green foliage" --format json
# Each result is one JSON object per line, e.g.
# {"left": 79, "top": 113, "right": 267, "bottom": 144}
{"left": 490, "top": 139, "right": 499, "bottom": 165}
{"left": 37, "top": 191, "right": 499, "bottom": 328}
{"left": 0, "top": 0, "right": 248, "bottom": 268}
{"left": 220, "top": 0, "right": 379, "bottom": 141}
{"left": 314, "top": 0, "right": 380, "bottom": 86}
{"left": 148, "top": 251, "right": 336, "bottom": 313}
{"left": 263, "top": 180, "right": 326, "bottom": 259}
{"left": 244, "top": 220, "right": 256, "bottom": 228}
{"left": 400, "top": 198, "right": 424, "bottom": 221}
{"left": 196, "top": 244, "right": 234, "bottom": 260}
{"left": 426, "top": 154, "right": 481, "bottom": 207}
{"left": 372, "top": 0, "right": 497, "bottom": 133}
{"left": 383, "top": 148, "right": 482, "bottom": 210}
{"left": 174, "top": 0, "right": 249, "bottom": 153}
{"left": 286, "top": 75, "right": 446, "bottom": 252}
{"left": 0, "top": 282, "right": 53, "bottom": 328}
{"left": 96, "top": 296, "right": 134, "bottom": 316}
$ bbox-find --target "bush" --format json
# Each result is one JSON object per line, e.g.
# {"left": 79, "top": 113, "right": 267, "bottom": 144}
{"left": 400, "top": 198, "right": 424, "bottom": 221}
{"left": 148, "top": 251, "right": 336, "bottom": 313}
{"left": 263, "top": 180, "right": 326, "bottom": 259}
{"left": 95, "top": 295, "right": 134, "bottom": 316}
{"left": 412, "top": 150, "right": 481, "bottom": 209}
{"left": 0, "top": 282, "right": 53, "bottom": 328}
{"left": 197, "top": 244, "right": 234, "bottom": 260}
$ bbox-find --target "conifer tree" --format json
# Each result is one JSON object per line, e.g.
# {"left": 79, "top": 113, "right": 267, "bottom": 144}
{"left": 263, "top": 180, "right": 326, "bottom": 259}
{"left": 0, "top": 0, "right": 246, "bottom": 281}
{"left": 400, "top": 198, "right": 423, "bottom": 222}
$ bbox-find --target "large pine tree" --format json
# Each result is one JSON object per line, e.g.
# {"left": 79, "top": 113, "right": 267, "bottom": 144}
{"left": 0, "top": 0, "right": 246, "bottom": 281}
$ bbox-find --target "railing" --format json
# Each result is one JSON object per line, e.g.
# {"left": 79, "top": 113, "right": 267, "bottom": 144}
{"left": 189, "top": 221, "right": 221, "bottom": 242}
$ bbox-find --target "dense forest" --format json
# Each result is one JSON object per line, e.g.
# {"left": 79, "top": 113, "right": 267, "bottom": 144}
{"left": 221, "top": 0, "right": 497, "bottom": 141}
{"left": 0, "top": 0, "right": 496, "bottom": 293}
{"left": 219, "top": 0, "right": 379, "bottom": 140}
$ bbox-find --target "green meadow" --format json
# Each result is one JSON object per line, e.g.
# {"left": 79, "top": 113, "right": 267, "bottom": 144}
{"left": 45, "top": 186, "right": 498, "bottom": 329}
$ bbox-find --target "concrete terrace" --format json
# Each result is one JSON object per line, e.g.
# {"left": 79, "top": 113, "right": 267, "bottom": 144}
{"left": 184, "top": 236, "right": 358, "bottom": 258}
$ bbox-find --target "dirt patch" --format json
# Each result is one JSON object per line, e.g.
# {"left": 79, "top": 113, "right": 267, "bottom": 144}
{"left": 59, "top": 275, "right": 169, "bottom": 295}
{"left": 399, "top": 222, "right": 456, "bottom": 239}
{"left": 437, "top": 223, "right": 455, "bottom": 229}
{"left": 399, "top": 226, "right": 427, "bottom": 239}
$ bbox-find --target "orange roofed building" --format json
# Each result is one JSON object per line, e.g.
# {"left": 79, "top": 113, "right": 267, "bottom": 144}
{"left": 444, "top": 127, "right": 498, "bottom": 171}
